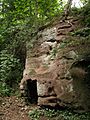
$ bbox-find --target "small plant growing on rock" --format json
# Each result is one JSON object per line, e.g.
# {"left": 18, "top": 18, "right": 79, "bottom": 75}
{"left": 50, "top": 48, "right": 58, "bottom": 60}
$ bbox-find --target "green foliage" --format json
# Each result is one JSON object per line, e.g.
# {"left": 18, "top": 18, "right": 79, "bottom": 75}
{"left": 50, "top": 47, "right": 58, "bottom": 60}
{"left": 0, "top": 0, "right": 64, "bottom": 96}
{"left": 0, "top": 82, "right": 11, "bottom": 96}
{"left": 29, "top": 108, "right": 90, "bottom": 120}
{"left": 0, "top": 50, "right": 22, "bottom": 96}
{"left": 59, "top": 41, "right": 69, "bottom": 48}
{"left": 28, "top": 109, "right": 42, "bottom": 120}
{"left": 80, "top": 0, "right": 90, "bottom": 26}
{"left": 0, "top": 0, "right": 90, "bottom": 97}
{"left": 71, "top": 28, "right": 90, "bottom": 37}
{"left": 80, "top": 0, "right": 88, "bottom": 5}
{"left": 70, "top": 7, "right": 82, "bottom": 16}
{"left": 1, "top": 0, "right": 63, "bottom": 28}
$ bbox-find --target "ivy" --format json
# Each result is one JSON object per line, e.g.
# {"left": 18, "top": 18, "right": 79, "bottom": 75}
{"left": 0, "top": 50, "right": 22, "bottom": 96}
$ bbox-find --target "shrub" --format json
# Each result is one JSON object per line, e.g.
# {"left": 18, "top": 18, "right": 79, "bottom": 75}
{"left": 0, "top": 50, "right": 22, "bottom": 96}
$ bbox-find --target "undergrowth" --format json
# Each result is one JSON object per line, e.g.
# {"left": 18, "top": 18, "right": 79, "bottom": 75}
{"left": 29, "top": 108, "right": 90, "bottom": 120}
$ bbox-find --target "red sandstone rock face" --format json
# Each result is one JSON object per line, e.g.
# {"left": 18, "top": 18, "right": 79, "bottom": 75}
{"left": 20, "top": 17, "right": 90, "bottom": 111}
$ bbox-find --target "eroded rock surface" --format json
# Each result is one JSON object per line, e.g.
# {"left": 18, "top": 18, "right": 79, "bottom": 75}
{"left": 20, "top": 17, "right": 90, "bottom": 111}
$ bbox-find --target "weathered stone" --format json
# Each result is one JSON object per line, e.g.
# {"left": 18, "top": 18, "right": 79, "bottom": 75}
{"left": 37, "top": 81, "right": 56, "bottom": 97}
{"left": 20, "top": 17, "right": 90, "bottom": 111}
{"left": 63, "top": 51, "right": 78, "bottom": 60}
{"left": 57, "top": 27, "right": 74, "bottom": 35}
{"left": 38, "top": 97, "right": 57, "bottom": 107}
{"left": 59, "top": 24, "right": 72, "bottom": 29}
{"left": 42, "top": 27, "right": 57, "bottom": 42}
{"left": 37, "top": 82, "right": 46, "bottom": 97}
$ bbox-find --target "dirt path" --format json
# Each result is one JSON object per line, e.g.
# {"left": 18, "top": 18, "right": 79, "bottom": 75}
{"left": 0, "top": 96, "right": 37, "bottom": 120}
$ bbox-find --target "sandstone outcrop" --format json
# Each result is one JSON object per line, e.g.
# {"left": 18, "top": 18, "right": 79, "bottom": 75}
{"left": 20, "top": 17, "right": 90, "bottom": 111}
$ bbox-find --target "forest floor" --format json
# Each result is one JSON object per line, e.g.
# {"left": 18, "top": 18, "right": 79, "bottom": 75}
{"left": 0, "top": 96, "right": 90, "bottom": 120}
{"left": 0, "top": 96, "right": 34, "bottom": 120}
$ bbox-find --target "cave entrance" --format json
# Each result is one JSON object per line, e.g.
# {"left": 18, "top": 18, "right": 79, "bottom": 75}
{"left": 26, "top": 79, "right": 38, "bottom": 104}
